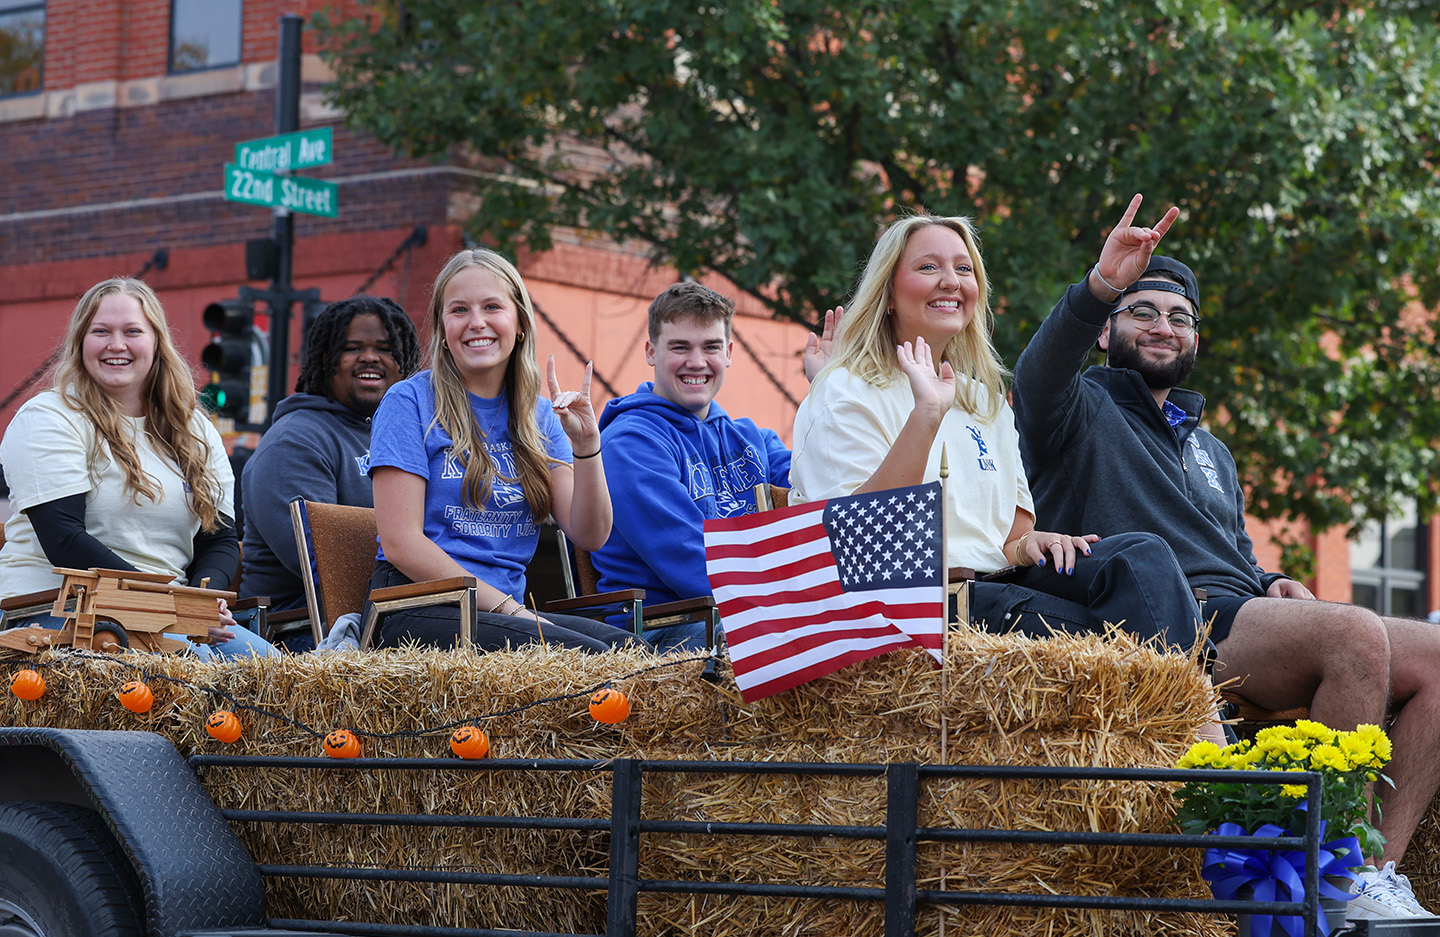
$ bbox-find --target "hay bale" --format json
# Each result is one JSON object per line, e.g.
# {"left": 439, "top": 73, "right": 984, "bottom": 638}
{"left": 0, "top": 625, "right": 1226, "bottom": 937}
{"left": 1406, "top": 799, "right": 1440, "bottom": 909}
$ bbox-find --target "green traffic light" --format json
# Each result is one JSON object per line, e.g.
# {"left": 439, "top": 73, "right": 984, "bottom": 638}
{"left": 200, "top": 383, "right": 229, "bottom": 412}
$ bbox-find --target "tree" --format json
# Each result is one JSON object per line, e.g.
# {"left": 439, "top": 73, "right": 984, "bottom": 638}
{"left": 318, "top": 0, "right": 1440, "bottom": 555}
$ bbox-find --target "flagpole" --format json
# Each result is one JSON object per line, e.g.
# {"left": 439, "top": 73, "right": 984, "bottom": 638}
{"left": 939, "top": 445, "right": 950, "bottom": 937}
{"left": 939, "top": 444, "right": 950, "bottom": 766}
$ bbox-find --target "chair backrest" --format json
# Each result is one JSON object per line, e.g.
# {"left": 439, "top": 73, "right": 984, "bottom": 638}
{"left": 554, "top": 527, "right": 601, "bottom": 599}
{"left": 754, "top": 483, "right": 789, "bottom": 511}
{"left": 290, "top": 499, "right": 379, "bottom": 641}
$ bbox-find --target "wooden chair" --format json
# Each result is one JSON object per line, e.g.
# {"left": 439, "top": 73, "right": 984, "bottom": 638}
{"left": 1189, "top": 588, "right": 1312, "bottom": 732}
{"left": 538, "top": 484, "right": 798, "bottom": 648}
{"left": 543, "top": 530, "right": 721, "bottom": 646}
{"left": 288, "top": 498, "right": 478, "bottom": 650}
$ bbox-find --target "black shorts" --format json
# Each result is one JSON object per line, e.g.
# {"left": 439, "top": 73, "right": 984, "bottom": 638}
{"left": 1202, "top": 593, "right": 1257, "bottom": 645}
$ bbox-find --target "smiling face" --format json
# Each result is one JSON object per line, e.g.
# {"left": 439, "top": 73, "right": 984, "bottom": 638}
{"left": 440, "top": 265, "right": 519, "bottom": 398}
{"left": 1099, "top": 286, "right": 1200, "bottom": 391}
{"left": 328, "top": 313, "right": 400, "bottom": 416}
{"left": 646, "top": 315, "right": 732, "bottom": 418}
{"left": 82, "top": 292, "right": 157, "bottom": 415}
{"left": 889, "top": 224, "right": 979, "bottom": 350}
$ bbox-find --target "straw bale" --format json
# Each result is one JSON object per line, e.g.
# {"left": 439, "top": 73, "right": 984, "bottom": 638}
{"left": 0, "top": 625, "right": 1226, "bottom": 937}
{"left": 1405, "top": 797, "right": 1440, "bottom": 909}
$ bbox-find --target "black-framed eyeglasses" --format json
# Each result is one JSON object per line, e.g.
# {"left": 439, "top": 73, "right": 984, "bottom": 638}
{"left": 1111, "top": 303, "right": 1200, "bottom": 335}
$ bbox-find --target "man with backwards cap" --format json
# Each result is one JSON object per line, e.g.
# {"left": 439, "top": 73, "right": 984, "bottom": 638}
{"left": 1013, "top": 194, "right": 1440, "bottom": 922}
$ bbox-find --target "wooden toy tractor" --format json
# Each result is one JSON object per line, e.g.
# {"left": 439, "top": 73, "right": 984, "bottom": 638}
{"left": 0, "top": 567, "right": 232, "bottom": 655}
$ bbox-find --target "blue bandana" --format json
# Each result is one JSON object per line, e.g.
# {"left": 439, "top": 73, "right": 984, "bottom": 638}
{"left": 1161, "top": 399, "right": 1188, "bottom": 436}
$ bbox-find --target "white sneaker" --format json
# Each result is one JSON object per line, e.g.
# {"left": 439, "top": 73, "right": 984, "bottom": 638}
{"left": 1347, "top": 862, "right": 1438, "bottom": 920}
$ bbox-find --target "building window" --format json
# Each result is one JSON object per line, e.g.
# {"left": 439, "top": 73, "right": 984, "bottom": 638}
{"left": 169, "top": 0, "right": 242, "bottom": 74}
{"left": 0, "top": 1, "right": 44, "bottom": 98}
{"left": 1351, "top": 499, "right": 1428, "bottom": 618}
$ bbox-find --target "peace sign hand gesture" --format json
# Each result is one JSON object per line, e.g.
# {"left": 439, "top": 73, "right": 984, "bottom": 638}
{"left": 547, "top": 355, "right": 601, "bottom": 454}
{"left": 1092, "top": 193, "right": 1180, "bottom": 297}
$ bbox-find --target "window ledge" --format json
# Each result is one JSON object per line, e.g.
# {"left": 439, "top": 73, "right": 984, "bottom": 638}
{"left": 0, "top": 54, "right": 334, "bottom": 125}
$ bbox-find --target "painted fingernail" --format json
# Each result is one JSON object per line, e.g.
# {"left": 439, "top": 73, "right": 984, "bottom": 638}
{"left": 1037, "top": 558, "right": 1046, "bottom": 567}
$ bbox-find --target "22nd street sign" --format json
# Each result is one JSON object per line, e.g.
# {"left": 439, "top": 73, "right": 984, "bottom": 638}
{"left": 223, "top": 163, "right": 338, "bottom": 218}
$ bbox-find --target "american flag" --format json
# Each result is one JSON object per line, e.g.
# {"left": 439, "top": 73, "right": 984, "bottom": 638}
{"left": 704, "top": 482, "right": 946, "bottom": 703}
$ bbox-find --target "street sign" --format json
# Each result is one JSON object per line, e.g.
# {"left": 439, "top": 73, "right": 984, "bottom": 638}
{"left": 223, "top": 163, "right": 338, "bottom": 218}
{"left": 233, "top": 127, "right": 333, "bottom": 172}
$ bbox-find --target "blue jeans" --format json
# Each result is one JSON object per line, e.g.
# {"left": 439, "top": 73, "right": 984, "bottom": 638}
{"left": 0, "top": 609, "right": 277, "bottom": 659}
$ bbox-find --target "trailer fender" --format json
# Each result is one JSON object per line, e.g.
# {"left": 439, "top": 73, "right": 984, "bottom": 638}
{"left": 0, "top": 727, "right": 266, "bottom": 937}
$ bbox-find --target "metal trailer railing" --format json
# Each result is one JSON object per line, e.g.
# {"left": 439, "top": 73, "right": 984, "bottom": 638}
{"left": 189, "top": 755, "right": 1327, "bottom": 937}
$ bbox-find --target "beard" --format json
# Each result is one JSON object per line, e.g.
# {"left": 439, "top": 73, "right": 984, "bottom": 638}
{"left": 1106, "top": 331, "right": 1197, "bottom": 390}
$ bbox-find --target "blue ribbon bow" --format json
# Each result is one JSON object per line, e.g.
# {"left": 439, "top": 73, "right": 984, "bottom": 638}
{"left": 1202, "top": 820, "right": 1361, "bottom": 937}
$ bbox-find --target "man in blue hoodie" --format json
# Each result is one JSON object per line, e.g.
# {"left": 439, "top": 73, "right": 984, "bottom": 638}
{"left": 591, "top": 282, "right": 797, "bottom": 652}
{"left": 238, "top": 295, "right": 420, "bottom": 650}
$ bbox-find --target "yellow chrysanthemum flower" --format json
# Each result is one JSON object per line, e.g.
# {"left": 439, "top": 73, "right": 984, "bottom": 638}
{"left": 1309, "top": 744, "right": 1349, "bottom": 773}
{"left": 1177, "top": 741, "right": 1224, "bottom": 769}
{"left": 1294, "top": 720, "right": 1338, "bottom": 744}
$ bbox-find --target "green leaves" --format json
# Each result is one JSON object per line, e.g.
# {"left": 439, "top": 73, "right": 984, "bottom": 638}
{"left": 319, "top": 0, "right": 1440, "bottom": 534}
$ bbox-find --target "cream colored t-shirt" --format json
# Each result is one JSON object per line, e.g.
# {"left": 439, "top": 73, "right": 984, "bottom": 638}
{"left": 790, "top": 368, "right": 1034, "bottom": 571}
{"left": 0, "top": 390, "right": 234, "bottom": 598}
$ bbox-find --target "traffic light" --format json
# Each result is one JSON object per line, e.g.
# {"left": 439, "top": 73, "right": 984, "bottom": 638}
{"left": 200, "top": 297, "right": 254, "bottom": 419}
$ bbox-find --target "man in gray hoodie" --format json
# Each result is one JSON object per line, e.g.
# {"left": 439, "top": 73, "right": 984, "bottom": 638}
{"left": 238, "top": 296, "right": 420, "bottom": 650}
{"left": 1013, "top": 194, "right": 1440, "bottom": 921}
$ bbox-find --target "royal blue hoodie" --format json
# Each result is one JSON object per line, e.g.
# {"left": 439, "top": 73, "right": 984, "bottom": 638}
{"left": 591, "top": 383, "right": 791, "bottom": 604}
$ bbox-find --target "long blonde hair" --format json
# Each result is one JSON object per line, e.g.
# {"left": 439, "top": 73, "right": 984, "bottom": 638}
{"left": 819, "top": 214, "right": 1007, "bottom": 421}
{"left": 50, "top": 278, "right": 225, "bottom": 531}
{"left": 426, "top": 249, "right": 555, "bottom": 519}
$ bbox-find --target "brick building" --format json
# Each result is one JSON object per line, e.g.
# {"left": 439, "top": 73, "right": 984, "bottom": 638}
{"left": 1, "top": 0, "right": 1434, "bottom": 612}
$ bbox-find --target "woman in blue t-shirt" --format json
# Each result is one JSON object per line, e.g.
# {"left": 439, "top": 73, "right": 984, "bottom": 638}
{"left": 368, "top": 249, "right": 635, "bottom": 652}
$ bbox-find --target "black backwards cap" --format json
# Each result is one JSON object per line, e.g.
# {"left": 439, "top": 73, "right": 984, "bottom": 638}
{"left": 1120, "top": 255, "right": 1200, "bottom": 309}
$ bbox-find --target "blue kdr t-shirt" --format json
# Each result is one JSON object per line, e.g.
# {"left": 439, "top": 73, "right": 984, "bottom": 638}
{"left": 368, "top": 371, "right": 571, "bottom": 600}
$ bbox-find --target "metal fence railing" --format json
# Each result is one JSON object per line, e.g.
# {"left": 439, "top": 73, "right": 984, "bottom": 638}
{"left": 188, "top": 755, "right": 1325, "bottom": 937}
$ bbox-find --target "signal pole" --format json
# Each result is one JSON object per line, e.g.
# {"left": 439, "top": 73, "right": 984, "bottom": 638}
{"left": 265, "top": 13, "right": 304, "bottom": 426}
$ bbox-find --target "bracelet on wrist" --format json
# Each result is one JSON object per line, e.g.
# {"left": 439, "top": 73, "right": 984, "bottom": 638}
{"left": 486, "top": 595, "right": 512, "bottom": 614}
{"left": 573, "top": 446, "right": 602, "bottom": 460}
{"left": 1090, "top": 264, "right": 1123, "bottom": 298}
{"left": 1013, "top": 531, "right": 1034, "bottom": 567}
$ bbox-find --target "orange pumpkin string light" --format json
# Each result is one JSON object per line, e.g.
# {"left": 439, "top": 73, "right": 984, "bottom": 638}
{"left": 449, "top": 725, "right": 490, "bottom": 759}
{"left": 205, "top": 710, "right": 243, "bottom": 743}
{"left": 117, "top": 680, "right": 154, "bottom": 714}
{"left": 9, "top": 669, "right": 45, "bottom": 701}
{"left": 323, "top": 728, "right": 362, "bottom": 758}
{"left": 589, "top": 688, "right": 630, "bottom": 724}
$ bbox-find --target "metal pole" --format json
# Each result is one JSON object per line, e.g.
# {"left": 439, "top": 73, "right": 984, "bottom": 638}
{"left": 266, "top": 13, "right": 304, "bottom": 425}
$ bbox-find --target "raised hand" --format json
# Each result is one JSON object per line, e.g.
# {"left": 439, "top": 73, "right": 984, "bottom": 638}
{"left": 547, "top": 355, "right": 600, "bottom": 452}
{"left": 803, "top": 306, "right": 844, "bottom": 382}
{"left": 1093, "top": 193, "right": 1180, "bottom": 294}
{"left": 897, "top": 336, "right": 955, "bottom": 419}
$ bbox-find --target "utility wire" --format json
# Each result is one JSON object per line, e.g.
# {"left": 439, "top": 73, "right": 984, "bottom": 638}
{"left": 354, "top": 225, "right": 428, "bottom": 296}
{"left": 531, "top": 300, "right": 622, "bottom": 399}
{"left": 730, "top": 325, "right": 801, "bottom": 409}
